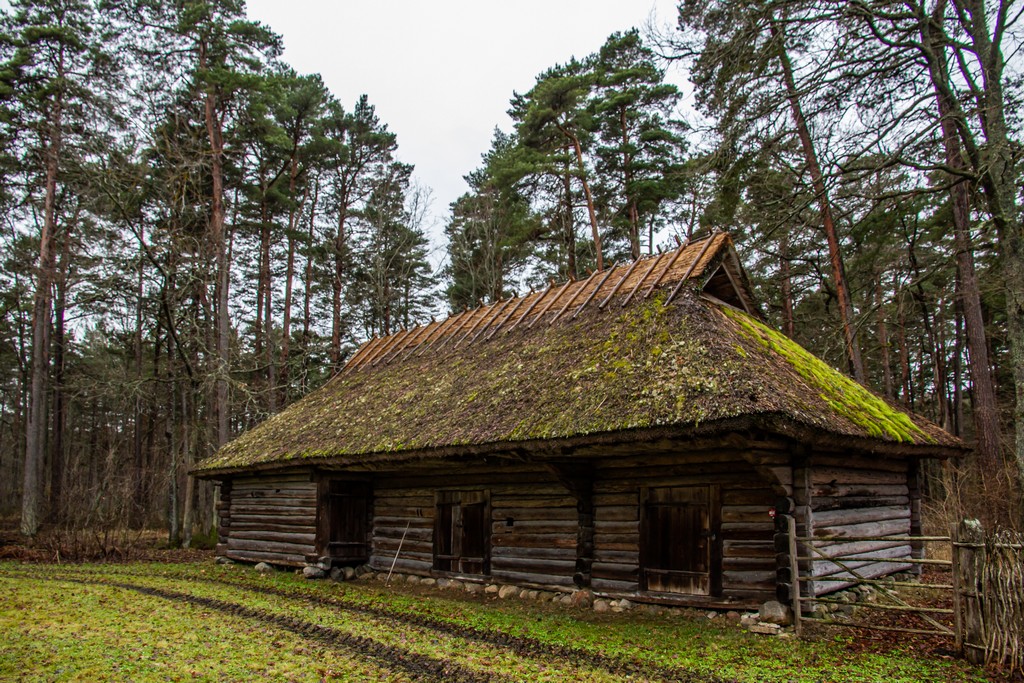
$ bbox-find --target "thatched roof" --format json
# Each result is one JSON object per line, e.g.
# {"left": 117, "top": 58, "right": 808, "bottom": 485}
{"left": 196, "top": 233, "right": 963, "bottom": 477}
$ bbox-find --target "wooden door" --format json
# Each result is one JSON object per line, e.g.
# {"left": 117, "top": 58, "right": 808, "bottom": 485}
{"left": 434, "top": 490, "right": 490, "bottom": 575}
{"left": 319, "top": 479, "right": 370, "bottom": 564}
{"left": 641, "top": 485, "right": 720, "bottom": 595}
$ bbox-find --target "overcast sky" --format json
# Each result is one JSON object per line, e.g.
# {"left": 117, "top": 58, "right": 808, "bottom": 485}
{"left": 244, "top": 0, "right": 685, "bottom": 248}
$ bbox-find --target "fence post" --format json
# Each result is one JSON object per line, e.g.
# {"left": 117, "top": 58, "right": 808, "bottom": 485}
{"left": 774, "top": 508, "right": 801, "bottom": 636}
{"left": 955, "top": 519, "right": 986, "bottom": 665}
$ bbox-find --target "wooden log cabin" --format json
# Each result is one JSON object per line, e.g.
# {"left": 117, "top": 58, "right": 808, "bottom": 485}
{"left": 195, "top": 233, "right": 964, "bottom": 610}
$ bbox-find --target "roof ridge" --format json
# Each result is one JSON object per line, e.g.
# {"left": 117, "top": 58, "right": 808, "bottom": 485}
{"left": 342, "top": 230, "right": 727, "bottom": 374}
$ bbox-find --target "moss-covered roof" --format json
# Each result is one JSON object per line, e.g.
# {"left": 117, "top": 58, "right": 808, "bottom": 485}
{"left": 196, "top": 234, "right": 962, "bottom": 476}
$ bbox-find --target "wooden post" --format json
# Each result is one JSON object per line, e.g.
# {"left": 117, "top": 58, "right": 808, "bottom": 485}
{"left": 788, "top": 514, "right": 802, "bottom": 636}
{"left": 955, "top": 519, "right": 986, "bottom": 664}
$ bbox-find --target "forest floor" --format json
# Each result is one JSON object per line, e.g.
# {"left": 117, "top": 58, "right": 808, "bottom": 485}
{"left": 0, "top": 553, "right": 1011, "bottom": 682}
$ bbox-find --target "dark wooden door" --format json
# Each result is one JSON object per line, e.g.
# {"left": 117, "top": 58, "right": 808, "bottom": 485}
{"left": 641, "top": 485, "right": 720, "bottom": 595}
{"left": 320, "top": 480, "right": 370, "bottom": 564}
{"left": 434, "top": 490, "right": 490, "bottom": 575}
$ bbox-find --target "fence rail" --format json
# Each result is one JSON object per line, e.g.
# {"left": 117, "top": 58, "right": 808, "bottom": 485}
{"left": 782, "top": 516, "right": 1023, "bottom": 675}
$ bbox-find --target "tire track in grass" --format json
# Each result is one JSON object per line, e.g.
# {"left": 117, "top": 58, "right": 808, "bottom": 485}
{"left": 35, "top": 566, "right": 725, "bottom": 683}
{"left": 37, "top": 575, "right": 498, "bottom": 683}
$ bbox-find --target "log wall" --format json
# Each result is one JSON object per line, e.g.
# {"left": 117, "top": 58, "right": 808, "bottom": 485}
{"left": 222, "top": 472, "right": 317, "bottom": 566}
{"left": 367, "top": 468, "right": 578, "bottom": 588}
{"left": 590, "top": 450, "right": 783, "bottom": 604}
{"left": 807, "top": 453, "right": 913, "bottom": 595}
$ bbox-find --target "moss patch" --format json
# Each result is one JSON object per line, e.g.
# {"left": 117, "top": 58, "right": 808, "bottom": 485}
{"left": 721, "top": 306, "right": 931, "bottom": 443}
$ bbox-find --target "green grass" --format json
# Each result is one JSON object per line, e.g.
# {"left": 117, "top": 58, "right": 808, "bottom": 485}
{"left": 0, "top": 561, "right": 989, "bottom": 682}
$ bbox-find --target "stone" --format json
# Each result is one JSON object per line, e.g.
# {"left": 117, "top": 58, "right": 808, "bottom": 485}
{"left": 254, "top": 562, "right": 274, "bottom": 574}
{"left": 759, "top": 600, "right": 793, "bottom": 626}
{"left": 343, "top": 566, "right": 357, "bottom": 581}
{"left": 436, "top": 578, "right": 452, "bottom": 589}
{"left": 302, "top": 566, "right": 326, "bottom": 579}
{"left": 559, "top": 595, "right": 574, "bottom": 605}
{"left": 215, "top": 556, "right": 234, "bottom": 565}
{"left": 740, "top": 613, "right": 758, "bottom": 628}
{"left": 420, "top": 578, "right": 436, "bottom": 587}
{"left": 748, "top": 622, "right": 782, "bottom": 635}
{"left": 615, "top": 599, "right": 633, "bottom": 610}
{"left": 498, "top": 585, "right": 519, "bottom": 599}
{"left": 449, "top": 580, "right": 465, "bottom": 591}
{"left": 465, "top": 582, "right": 484, "bottom": 594}
{"left": 570, "top": 589, "right": 594, "bottom": 609}
{"left": 527, "top": 590, "right": 539, "bottom": 600}
{"left": 485, "top": 584, "right": 499, "bottom": 594}
{"left": 329, "top": 567, "right": 345, "bottom": 582}
{"left": 406, "top": 575, "right": 421, "bottom": 584}
{"left": 611, "top": 607, "right": 624, "bottom": 613}
{"left": 593, "top": 599, "right": 610, "bottom": 613}
{"left": 706, "top": 611, "right": 718, "bottom": 620}
{"left": 725, "top": 611, "right": 742, "bottom": 622}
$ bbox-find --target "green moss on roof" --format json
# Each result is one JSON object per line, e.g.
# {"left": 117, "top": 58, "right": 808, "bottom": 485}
{"left": 196, "top": 289, "right": 957, "bottom": 474}
{"left": 721, "top": 306, "right": 932, "bottom": 444}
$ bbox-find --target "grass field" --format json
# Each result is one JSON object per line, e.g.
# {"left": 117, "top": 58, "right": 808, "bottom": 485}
{"left": 0, "top": 561, "right": 993, "bottom": 682}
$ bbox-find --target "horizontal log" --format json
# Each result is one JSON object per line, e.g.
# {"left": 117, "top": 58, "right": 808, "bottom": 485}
{"left": 228, "top": 530, "right": 316, "bottom": 544}
{"left": 491, "top": 557, "right": 575, "bottom": 574}
{"left": 592, "top": 493, "right": 638, "bottom": 506}
{"left": 490, "top": 546, "right": 575, "bottom": 560}
{"left": 489, "top": 570, "right": 576, "bottom": 588}
{"left": 374, "top": 495, "right": 434, "bottom": 507}
{"left": 723, "top": 540, "right": 775, "bottom": 558}
{"left": 491, "top": 507, "right": 576, "bottom": 521}
{"left": 723, "top": 556, "right": 775, "bottom": 570}
{"left": 812, "top": 506, "right": 909, "bottom": 528}
{"left": 490, "top": 495, "right": 577, "bottom": 509}
{"left": 591, "top": 561, "right": 639, "bottom": 581}
{"left": 722, "top": 506, "right": 776, "bottom": 524}
{"left": 596, "top": 506, "right": 639, "bottom": 522}
{"left": 809, "top": 545, "right": 912, "bottom": 577}
{"left": 230, "top": 504, "right": 317, "bottom": 515}
{"left": 812, "top": 519, "right": 910, "bottom": 540}
{"left": 801, "top": 539, "right": 907, "bottom": 558}
{"left": 371, "top": 506, "right": 431, "bottom": 518}
{"left": 225, "top": 550, "right": 306, "bottom": 566}
{"left": 809, "top": 561, "right": 913, "bottom": 595}
{"left": 492, "top": 520, "right": 578, "bottom": 534}
{"left": 811, "top": 484, "right": 909, "bottom": 498}
{"left": 373, "top": 526, "right": 433, "bottom": 541}
{"left": 591, "top": 578, "right": 639, "bottom": 593}
{"left": 380, "top": 472, "right": 555, "bottom": 489}
{"left": 811, "top": 455, "right": 908, "bottom": 472}
{"left": 720, "top": 521, "right": 774, "bottom": 533}
{"left": 722, "top": 489, "right": 776, "bottom": 506}
{"left": 811, "top": 496, "right": 910, "bottom": 511}
{"left": 722, "top": 570, "right": 775, "bottom": 588}
{"left": 373, "top": 517, "right": 433, "bottom": 529}
{"left": 594, "top": 540, "right": 640, "bottom": 553}
{"left": 227, "top": 538, "right": 314, "bottom": 555}
{"left": 492, "top": 535, "right": 576, "bottom": 549}
{"left": 373, "top": 538, "right": 432, "bottom": 554}
{"left": 811, "top": 467, "right": 906, "bottom": 486}
{"left": 369, "top": 557, "right": 433, "bottom": 573}
{"left": 594, "top": 520, "right": 638, "bottom": 534}
{"left": 599, "top": 474, "right": 768, "bottom": 490}
{"left": 593, "top": 549, "right": 638, "bottom": 564}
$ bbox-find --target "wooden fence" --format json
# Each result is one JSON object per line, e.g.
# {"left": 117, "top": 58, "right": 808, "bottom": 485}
{"left": 781, "top": 516, "right": 1023, "bottom": 675}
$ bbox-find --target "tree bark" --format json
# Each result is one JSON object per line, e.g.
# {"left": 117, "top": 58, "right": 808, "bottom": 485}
{"left": 562, "top": 126, "right": 604, "bottom": 271}
{"left": 22, "top": 76, "right": 63, "bottom": 537}
{"left": 770, "top": 17, "right": 865, "bottom": 383}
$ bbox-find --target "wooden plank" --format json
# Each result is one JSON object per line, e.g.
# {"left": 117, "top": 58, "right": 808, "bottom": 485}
{"left": 491, "top": 534, "right": 576, "bottom": 549}
{"left": 591, "top": 578, "right": 639, "bottom": 592}
{"left": 722, "top": 506, "right": 776, "bottom": 524}
{"left": 812, "top": 518, "right": 911, "bottom": 540}
{"left": 812, "top": 496, "right": 910, "bottom": 511}
{"left": 811, "top": 467, "right": 907, "bottom": 486}
{"left": 591, "top": 562, "right": 640, "bottom": 582}
{"left": 227, "top": 539, "right": 314, "bottom": 554}
{"left": 723, "top": 540, "right": 775, "bottom": 558}
{"left": 225, "top": 550, "right": 307, "bottom": 566}
{"left": 593, "top": 549, "right": 639, "bottom": 563}
{"left": 722, "top": 570, "right": 776, "bottom": 588}
{"left": 491, "top": 557, "right": 576, "bottom": 574}
{"left": 812, "top": 455, "right": 908, "bottom": 472}
{"left": 492, "top": 507, "right": 576, "bottom": 521}
{"left": 811, "top": 484, "right": 909, "bottom": 498}
{"left": 489, "top": 570, "right": 576, "bottom": 588}
{"left": 812, "top": 505, "right": 909, "bottom": 528}
{"left": 596, "top": 506, "right": 639, "bottom": 522}
{"left": 722, "top": 489, "right": 776, "bottom": 506}
{"left": 490, "top": 546, "right": 575, "bottom": 560}
{"left": 228, "top": 530, "right": 317, "bottom": 544}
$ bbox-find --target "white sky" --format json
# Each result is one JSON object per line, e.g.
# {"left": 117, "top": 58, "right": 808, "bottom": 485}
{"left": 244, "top": 0, "right": 685, "bottom": 247}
